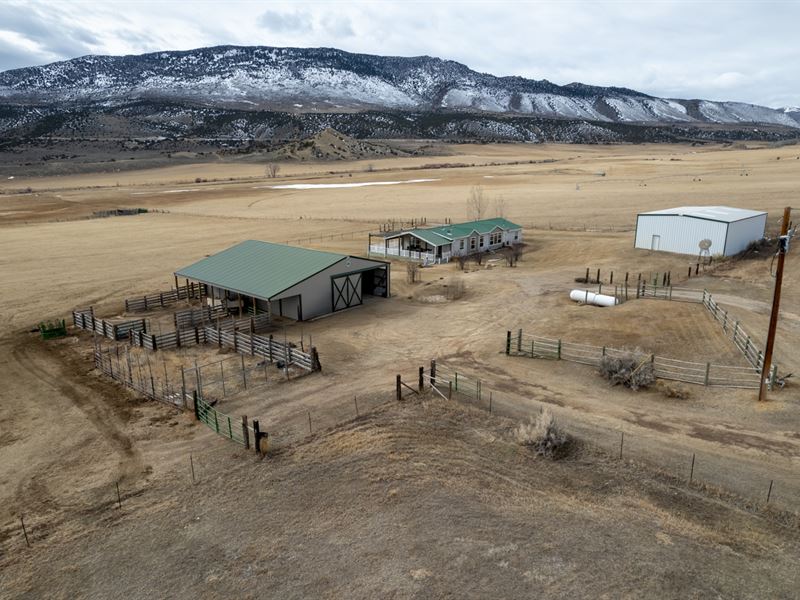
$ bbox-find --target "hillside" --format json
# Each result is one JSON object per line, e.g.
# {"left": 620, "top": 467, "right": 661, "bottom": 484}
{"left": 269, "top": 128, "right": 410, "bottom": 161}
{"left": 0, "top": 45, "right": 798, "bottom": 128}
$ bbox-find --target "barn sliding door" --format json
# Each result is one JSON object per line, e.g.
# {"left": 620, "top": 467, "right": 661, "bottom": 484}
{"left": 332, "top": 273, "right": 363, "bottom": 311}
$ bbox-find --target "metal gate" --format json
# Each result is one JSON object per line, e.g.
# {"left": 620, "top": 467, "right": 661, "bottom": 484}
{"left": 332, "top": 272, "right": 363, "bottom": 311}
{"left": 196, "top": 396, "right": 246, "bottom": 445}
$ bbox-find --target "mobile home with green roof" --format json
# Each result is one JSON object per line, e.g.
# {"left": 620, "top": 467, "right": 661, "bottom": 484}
{"left": 368, "top": 218, "right": 523, "bottom": 264}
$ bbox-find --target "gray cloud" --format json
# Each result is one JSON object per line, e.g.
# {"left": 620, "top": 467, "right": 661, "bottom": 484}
{"left": 0, "top": 1, "right": 99, "bottom": 60}
{"left": 258, "top": 9, "right": 313, "bottom": 33}
{"left": 0, "top": 0, "right": 796, "bottom": 108}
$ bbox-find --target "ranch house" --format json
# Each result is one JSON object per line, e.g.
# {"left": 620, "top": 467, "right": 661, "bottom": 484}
{"left": 175, "top": 240, "right": 390, "bottom": 321}
{"left": 368, "top": 218, "right": 523, "bottom": 264}
{"left": 634, "top": 206, "right": 768, "bottom": 257}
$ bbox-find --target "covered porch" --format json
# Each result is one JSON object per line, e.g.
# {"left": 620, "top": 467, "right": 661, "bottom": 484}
{"left": 368, "top": 231, "right": 452, "bottom": 265}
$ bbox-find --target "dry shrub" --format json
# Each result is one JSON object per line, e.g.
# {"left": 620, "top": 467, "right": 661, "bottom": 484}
{"left": 514, "top": 409, "right": 569, "bottom": 459}
{"left": 656, "top": 380, "right": 691, "bottom": 399}
{"left": 599, "top": 351, "right": 655, "bottom": 390}
{"left": 444, "top": 276, "right": 465, "bottom": 300}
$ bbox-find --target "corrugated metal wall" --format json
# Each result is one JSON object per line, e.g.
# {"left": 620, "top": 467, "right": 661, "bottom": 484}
{"left": 724, "top": 215, "right": 767, "bottom": 255}
{"left": 634, "top": 215, "right": 728, "bottom": 255}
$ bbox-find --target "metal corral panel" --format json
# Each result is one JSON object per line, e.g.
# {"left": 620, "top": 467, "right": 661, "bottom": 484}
{"left": 724, "top": 214, "right": 768, "bottom": 255}
{"left": 635, "top": 215, "right": 729, "bottom": 256}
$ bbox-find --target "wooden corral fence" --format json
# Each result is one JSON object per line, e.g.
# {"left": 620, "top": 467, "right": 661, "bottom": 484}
{"left": 173, "top": 305, "right": 230, "bottom": 329}
{"left": 504, "top": 330, "right": 769, "bottom": 390}
{"left": 700, "top": 291, "right": 767, "bottom": 372}
{"left": 130, "top": 327, "right": 206, "bottom": 351}
{"left": 205, "top": 327, "right": 320, "bottom": 372}
{"left": 72, "top": 307, "right": 147, "bottom": 341}
{"left": 124, "top": 282, "right": 206, "bottom": 312}
{"left": 633, "top": 285, "right": 773, "bottom": 374}
{"left": 128, "top": 319, "right": 319, "bottom": 373}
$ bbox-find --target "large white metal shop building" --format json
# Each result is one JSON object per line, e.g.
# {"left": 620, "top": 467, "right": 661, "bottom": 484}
{"left": 634, "top": 206, "right": 768, "bottom": 257}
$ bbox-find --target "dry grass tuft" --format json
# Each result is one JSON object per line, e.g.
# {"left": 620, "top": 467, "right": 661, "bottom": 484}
{"left": 655, "top": 380, "right": 691, "bottom": 399}
{"left": 514, "top": 409, "right": 570, "bottom": 459}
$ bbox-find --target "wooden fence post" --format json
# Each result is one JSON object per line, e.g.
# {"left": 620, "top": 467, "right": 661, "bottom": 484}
{"left": 704, "top": 362, "right": 711, "bottom": 386}
{"left": 430, "top": 360, "right": 437, "bottom": 387}
{"left": 396, "top": 375, "right": 402, "bottom": 401}
{"left": 517, "top": 329, "right": 522, "bottom": 352}
{"left": 242, "top": 415, "right": 250, "bottom": 449}
{"left": 192, "top": 391, "right": 199, "bottom": 420}
{"left": 418, "top": 366, "right": 424, "bottom": 392}
{"left": 252, "top": 419, "right": 262, "bottom": 455}
{"left": 506, "top": 331, "right": 511, "bottom": 355}
{"left": 557, "top": 339, "right": 562, "bottom": 360}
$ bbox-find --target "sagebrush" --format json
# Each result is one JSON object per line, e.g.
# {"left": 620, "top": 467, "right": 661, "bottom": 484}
{"left": 599, "top": 352, "right": 656, "bottom": 390}
{"left": 514, "top": 409, "right": 569, "bottom": 459}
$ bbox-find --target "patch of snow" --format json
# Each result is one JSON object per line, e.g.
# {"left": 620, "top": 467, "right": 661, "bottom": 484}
{"left": 260, "top": 178, "right": 440, "bottom": 190}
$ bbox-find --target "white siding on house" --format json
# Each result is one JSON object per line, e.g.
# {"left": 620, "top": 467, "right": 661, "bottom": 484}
{"left": 725, "top": 214, "right": 767, "bottom": 255}
{"left": 635, "top": 215, "right": 728, "bottom": 256}
{"left": 450, "top": 228, "right": 522, "bottom": 257}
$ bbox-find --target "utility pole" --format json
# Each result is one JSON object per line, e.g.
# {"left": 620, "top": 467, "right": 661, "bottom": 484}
{"left": 759, "top": 206, "right": 792, "bottom": 401}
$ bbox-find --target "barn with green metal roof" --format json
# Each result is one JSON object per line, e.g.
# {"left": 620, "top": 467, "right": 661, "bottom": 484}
{"left": 175, "top": 240, "right": 390, "bottom": 321}
{"left": 368, "top": 218, "right": 523, "bottom": 264}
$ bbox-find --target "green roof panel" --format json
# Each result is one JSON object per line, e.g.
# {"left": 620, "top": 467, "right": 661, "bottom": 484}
{"left": 428, "top": 217, "right": 523, "bottom": 240}
{"left": 407, "top": 229, "right": 453, "bottom": 246}
{"left": 175, "top": 240, "right": 347, "bottom": 300}
{"left": 379, "top": 218, "right": 523, "bottom": 246}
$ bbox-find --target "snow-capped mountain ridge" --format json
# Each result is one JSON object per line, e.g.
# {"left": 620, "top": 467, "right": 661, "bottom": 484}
{"left": 0, "top": 45, "right": 797, "bottom": 129}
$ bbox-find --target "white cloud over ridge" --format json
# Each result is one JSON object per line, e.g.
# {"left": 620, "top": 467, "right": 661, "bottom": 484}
{"left": 0, "top": 0, "right": 796, "bottom": 108}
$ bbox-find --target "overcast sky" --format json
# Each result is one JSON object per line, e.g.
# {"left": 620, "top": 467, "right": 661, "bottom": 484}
{"left": 0, "top": 0, "right": 797, "bottom": 107}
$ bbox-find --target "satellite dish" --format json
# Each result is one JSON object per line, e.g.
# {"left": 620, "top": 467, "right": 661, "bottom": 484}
{"left": 698, "top": 239, "right": 712, "bottom": 263}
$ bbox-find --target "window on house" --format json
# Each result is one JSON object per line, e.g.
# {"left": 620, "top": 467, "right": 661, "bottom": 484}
{"left": 489, "top": 231, "right": 502, "bottom": 245}
{"left": 459, "top": 239, "right": 465, "bottom": 250}
{"left": 470, "top": 237, "right": 476, "bottom": 250}
{"left": 479, "top": 236, "right": 484, "bottom": 247}
{"left": 514, "top": 232, "right": 519, "bottom": 240}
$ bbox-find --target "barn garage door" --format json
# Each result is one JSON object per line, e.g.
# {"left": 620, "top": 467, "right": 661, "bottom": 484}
{"left": 332, "top": 273, "right": 362, "bottom": 311}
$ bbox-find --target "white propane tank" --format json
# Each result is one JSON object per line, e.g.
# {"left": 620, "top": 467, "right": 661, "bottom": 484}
{"left": 569, "top": 289, "right": 618, "bottom": 307}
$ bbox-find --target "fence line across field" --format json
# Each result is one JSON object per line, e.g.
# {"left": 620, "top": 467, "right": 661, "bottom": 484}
{"left": 504, "top": 329, "right": 769, "bottom": 389}
{"left": 412, "top": 361, "right": 797, "bottom": 512}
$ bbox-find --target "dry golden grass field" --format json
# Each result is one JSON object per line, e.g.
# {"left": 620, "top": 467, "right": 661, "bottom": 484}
{"left": 1, "top": 142, "right": 800, "bottom": 598}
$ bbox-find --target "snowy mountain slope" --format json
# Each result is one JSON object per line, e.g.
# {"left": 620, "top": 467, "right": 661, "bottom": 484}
{"left": 0, "top": 45, "right": 797, "bottom": 129}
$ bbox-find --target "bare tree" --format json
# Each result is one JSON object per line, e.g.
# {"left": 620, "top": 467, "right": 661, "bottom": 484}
{"left": 456, "top": 255, "right": 469, "bottom": 271}
{"left": 500, "top": 246, "right": 515, "bottom": 267}
{"left": 511, "top": 243, "right": 524, "bottom": 266}
{"left": 492, "top": 195, "right": 507, "bottom": 218}
{"left": 406, "top": 261, "right": 421, "bottom": 284}
{"left": 266, "top": 163, "right": 280, "bottom": 178}
{"left": 466, "top": 186, "right": 487, "bottom": 221}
